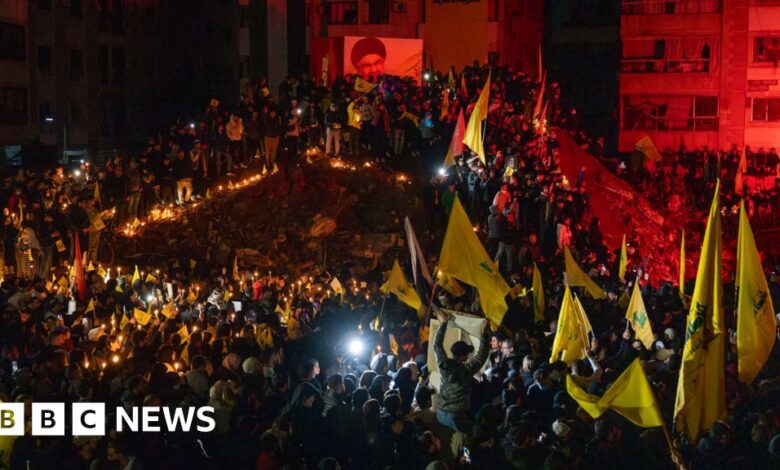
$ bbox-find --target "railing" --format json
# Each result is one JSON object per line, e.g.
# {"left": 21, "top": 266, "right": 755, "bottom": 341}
{"left": 620, "top": 58, "right": 710, "bottom": 73}
{"left": 621, "top": 0, "right": 720, "bottom": 15}
{"left": 328, "top": 1, "right": 358, "bottom": 24}
{"left": 624, "top": 113, "right": 718, "bottom": 131}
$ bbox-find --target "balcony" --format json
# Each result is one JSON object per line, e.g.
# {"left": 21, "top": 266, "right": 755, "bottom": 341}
{"left": 621, "top": 57, "right": 710, "bottom": 73}
{"left": 621, "top": 0, "right": 720, "bottom": 15}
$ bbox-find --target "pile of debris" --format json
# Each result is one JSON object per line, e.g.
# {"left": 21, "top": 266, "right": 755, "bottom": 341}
{"left": 115, "top": 162, "right": 423, "bottom": 277}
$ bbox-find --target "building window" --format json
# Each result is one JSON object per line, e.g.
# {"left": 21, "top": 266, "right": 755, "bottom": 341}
{"left": 70, "top": 102, "right": 82, "bottom": 123}
{"left": 329, "top": 1, "right": 358, "bottom": 24}
{"left": 70, "top": 0, "right": 82, "bottom": 16}
{"left": 621, "top": 0, "right": 720, "bottom": 15}
{"left": 368, "top": 0, "right": 390, "bottom": 24}
{"left": 751, "top": 97, "right": 780, "bottom": 122}
{"left": 70, "top": 49, "right": 83, "bottom": 81}
{"left": 488, "top": 0, "right": 499, "bottom": 21}
{"left": 622, "top": 38, "right": 713, "bottom": 73}
{"left": 622, "top": 95, "right": 718, "bottom": 131}
{"left": 0, "top": 22, "right": 25, "bottom": 61}
{"left": 753, "top": 36, "right": 780, "bottom": 65}
{"left": 112, "top": 47, "right": 125, "bottom": 84}
{"left": 38, "top": 102, "right": 52, "bottom": 124}
{"left": 38, "top": 46, "right": 53, "bottom": 76}
{"left": 37, "top": 0, "right": 52, "bottom": 10}
{"left": 98, "top": 46, "right": 109, "bottom": 84}
{"left": 0, "top": 88, "right": 27, "bottom": 125}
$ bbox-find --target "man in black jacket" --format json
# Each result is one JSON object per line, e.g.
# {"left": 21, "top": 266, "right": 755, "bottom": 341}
{"left": 433, "top": 309, "right": 489, "bottom": 434}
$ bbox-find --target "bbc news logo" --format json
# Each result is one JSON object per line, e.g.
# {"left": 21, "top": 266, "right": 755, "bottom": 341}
{"left": 0, "top": 403, "right": 216, "bottom": 436}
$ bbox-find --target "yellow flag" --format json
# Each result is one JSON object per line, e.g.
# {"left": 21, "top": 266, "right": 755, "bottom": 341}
{"left": 189, "top": 259, "right": 197, "bottom": 270}
{"left": 87, "top": 261, "right": 95, "bottom": 272}
{"left": 85, "top": 298, "right": 96, "bottom": 314}
{"left": 436, "top": 272, "right": 465, "bottom": 297}
{"left": 567, "top": 358, "right": 664, "bottom": 428}
{"left": 736, "top": 201, "right": 776, "bottom": 384}
{"left": 178, "top": 324, "right": 190, "bottom": 343}
{"left": 180, "top": 343, "right": 190, "bottom": 365}
{"left": 635, "top": 135, "right": 662, "bottom": 162}
{"left": 119, "top": 313, "right": 129, "bottom": 330}
{"left": 444, "top": 109, "right": 466, "bottom": 168}
{"left": 389, "top": 334, "right": 399, "bottom": 355}
{"left": 354, "top": 77, "right": 378, "bottom": 94}
{"left": 187, "top": 291, "right": 197, "bottom": 305}
{"left": 275, "top": 301, "right": 291, "bottom": 322}
{"left": 625, "top": 282, "right": 654, "bottom": 349}
{"left": 256, "top": 324, "right": 274, "bottom": 349}
{"left": 462, "top": 72, "right": 491, "bottom": 164}
{"left": 161, "top": 301, "right": 177, "bottom": 319}
{"left": 223, "top": 288, "right": 231, "bottom": 303}
{"left": 573, "top": 294, "right": 593, "bottom": 339}
{"left": 564, "top": 246, "right": 606, "bottom": 299}
{"left": 532, "top": 262, "right": 545, "bottom": 324}
{"left": 679, "top": 230, "right": 686, "bottom": 298}
{"left": 381, "top": 260, "right": 422, "bottom": 312}
{"left": 550, "top": 287, "right": 587, "bottom": 364}
{"left": 131, "top": 265, "right": 140, "bottom": 285}
{"left": 619, "top": 234, "right": 628, "bottom": 281}
{"left": 145, "top": 273, "right": 158, "bottom": 284}
{"left": 438, "top": 197, "right": 509, "bottom": 329}
{"left": 674, "top": 181, "right": 725, "bottom": 442}
{"left": 55, "top": 239, "right": 66, "bottom": 253}
{"left": 134, "top": 308, "right": 151, "bottom": 326}
{"left": 97, "top": 265, "right": 107, "bottom": 278}
{"left": 287, "top": 314, "right": 304, "bottom": 340}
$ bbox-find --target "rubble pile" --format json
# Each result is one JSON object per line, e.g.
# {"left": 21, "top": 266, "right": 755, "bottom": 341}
{"left": 115, "top": 163, "right": 423, "bottom": 276}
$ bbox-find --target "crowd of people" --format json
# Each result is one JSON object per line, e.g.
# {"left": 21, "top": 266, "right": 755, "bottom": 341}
{"left": 0, "top": 62, "right": 779, "bottom": 470}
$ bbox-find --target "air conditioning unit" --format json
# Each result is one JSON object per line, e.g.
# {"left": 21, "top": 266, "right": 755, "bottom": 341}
{"left": 392, "top": 2, "right": 406, "bottom": 13}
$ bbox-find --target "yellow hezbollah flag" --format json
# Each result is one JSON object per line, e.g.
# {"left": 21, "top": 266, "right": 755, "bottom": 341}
{"left": 674, "top": 181, "right": 725, "bottom": 442}
{"left": 443, "top": 109, "right": 466, "bottom": 168}
{"left": 567, "top": 358, "right": 664, "bottom": 428}
{"left": 625, "top": 282, "right": 654, "bottom": 350}
{"left": 119, "top": 312, "right": 129, "bottom": 330}
{"left": 532, "top": 262, "right": 545, "bottom": 324}
{"left": 85, "top": 298, "right": 96, "bottom": 314}
{"left": 256, "top": 324, "right": 274, "bottom": 349}
{"left": 635, "top": 135, "right": 662, "bottom": 162}
{"left": 381, "top": 260, "right": 423, "bottom": 313}
{"left": 134, "top": 307, "right": 151, "bottom": 326}
{"left": 736, "top": 201, "right": 776, "bottom": 384}
{"left": 354, "top": 77, "right": 377, "bottom": 94}
{"left": 564, "top": 246, "right": 606, "bottom": 299}
{"left": 550, "top": 287, "right": 587, "bottom": 364}
{"left": 438, "top": 197, "right": 509, "bottom": 329}
{"left": 619, "top": 234, "right": 628, "bottom": 281}
{"left": 573, "top": 293, "right": 593, "bottom": 339}
{"left": 145, "top": 273, "right": 157, "bottom": 284}
{"left": 131, "top": 265, "right": 140, "bottom": 285}
{"left": 462, "top": 72, "right": 491, "bottom": 164}
{"left": 161, "top": 301, "right": 177, "bottom": 319}
{"left": 436, "top": 271, "right": 466, "bottom": 297}
{"left": 680, "top": 230, "right": 686, "bottom": 298}
{"left": 178, "top": 325, "right": 190, "bottom": 343}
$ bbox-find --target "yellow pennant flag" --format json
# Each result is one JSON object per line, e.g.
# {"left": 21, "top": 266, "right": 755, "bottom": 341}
{"left": 178, "top": 325, "right": 190, "bottom": 345}
{"left": 566, "top": 358, "right": 664, "bottom": 428}
{"left": 573, "top": 293, "right": 594, "bottom": 339}
{"left": 625, "top": 282, "right": 654, "bottom": 349}
{"left": 187, "top": 291, "right": 197, "bottom": 305}
{"left": 564, "top": 246, "right": 606, "bottom": 299}
{"left": 532, "top": 262, "right": 545, "bottom": 324}
{"left": 131, "top": 265, "right": 140, "bottom": 285}
{"left": 674, "top": 181, "right": 725, "bottom": 442}
{"left": 443, "top": 109, "right": 466, "bottom": 168}
{"left": 438, "top": 197, "right": 509, "bottom": 329}
{"left": 145, "top": 273, "right": 158, "bottom": 284}
{"left": 119, "top": 313, "right": 129, "bottom": 330}
{"left": 85, "top": 298, "right": 96, "bottom": 314}
{"left": 161, "top": 301, "right": 177, "bottom": 319}
{"left": 134, "top": 308, "right": 151, "bottom": 326}
{"left": 679, "top": 230, "right": 686, "bottom": 298}
{"left": 635, "top": 135, "right": 662, "bottom": 162}
{"left": 550, "top": 287, "right": 588, "bottom": 364}
{"left": 223, "top": 288, "right": 231, "bottom": 303}
{"left": 462, "top": 72, "right": 491, "bottom": 164}
{"left": 380, "top": 260, "right": 422, "bottom": 312}
{"left": 87, "top": 261, "right": 95, "bottom": 272}
{"left": 619, "top": 234, "right": 628, "bottom": 281}
{"left": 97, "top": 265, "right": 107, "bottom": 279}
{"left": 354, "top": 77, "right": 378, "bottom": 94}
{"left": 736, "top": 201, "right": 776, "bottom": 384}
{"left": 436, "top": 272, "right": 466, "bottom": 297}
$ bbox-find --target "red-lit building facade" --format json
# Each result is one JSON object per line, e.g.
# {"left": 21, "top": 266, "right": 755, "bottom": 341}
{"left": 306, "top": 0, "right": 543, "bottom": 78}
{"left": 619, "top": 0, "right": 780, "bottom": 152}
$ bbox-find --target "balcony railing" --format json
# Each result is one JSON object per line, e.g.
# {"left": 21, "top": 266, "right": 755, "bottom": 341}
{"left": 620, "top": 58, "right": 710, "bottom": 73}
{"left": 622, "top": 0, "right": 720, "bottom": 15}
{"left": 329, "top": 1, "right": 358, "bottom": 24}
{"left": 624, "top": 114, "right": 718, "bottom": 131}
